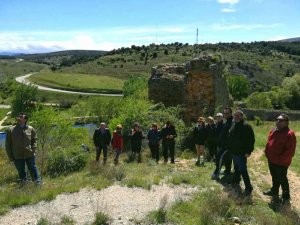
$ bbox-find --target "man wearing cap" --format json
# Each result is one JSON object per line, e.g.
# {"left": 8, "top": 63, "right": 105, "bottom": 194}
{"left": 264, "top": 114, "right": 296, "bottom": 203}
{"left": 228, "top": 110, "right": 255, "bottom": 196}
{"left": 5, "top": 113, "right": 41, "bottom": 184}
{"left": 93, "top": 122, "right": 111, "bottom": 164}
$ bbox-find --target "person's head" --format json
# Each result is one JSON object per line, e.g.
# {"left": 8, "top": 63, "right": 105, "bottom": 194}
{"left": 233, "top": 110, "right": 244, "bottom": 122}
{"left": 207, "top": 116, "right": 215, "bottom": 125}
{"left": 16, "top": 113, "right": 28, "bottom": 125}
{"left": 216, "top": 112, "right": 223, "bottom": 123}
{"left": 165, "top": 120, "right": 171, "bottom": 127}
{"left": 223, "top": 107, "right": 232, "bottom": 119}
{"left": 116, "top": 124, "right": 122, "bottom": 132}
{"left": 133, "top": 122, "right": 140, "bottom": 131}
{"left": 100, "top": 122, "right": 106, "bottom": 128}
{"left": 197, "top": 117, "right": 205, "bottom": 126}
{"left": 151, "top": 123, "right": 158, "bottom": 130}
{"left": 276, "top": 114, "right": 289, "bottom": 130}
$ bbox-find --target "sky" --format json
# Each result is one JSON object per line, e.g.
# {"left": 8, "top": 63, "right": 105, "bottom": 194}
{"left": 0, "top": 0, "right": 300, "bottom": 53}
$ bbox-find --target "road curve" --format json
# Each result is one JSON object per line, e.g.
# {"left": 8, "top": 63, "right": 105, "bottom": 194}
{"left": 15, "top": 73, "right": 124, "bottom": 97}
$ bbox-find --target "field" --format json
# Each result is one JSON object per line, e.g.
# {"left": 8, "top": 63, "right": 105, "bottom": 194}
{"left": 29, "top": 72, "right": 124, "bottom": 94}
{"left": 0, "top": 119, "right": 299, "bottom": 224}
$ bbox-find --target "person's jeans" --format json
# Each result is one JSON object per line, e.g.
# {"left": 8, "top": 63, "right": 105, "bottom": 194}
{"left": 149, "top": 144, "right": 159, "bottom": 162}
{"left": 96, "top": 145, "right": 108, "bottom": 162}
{"left": 14, "top": 156, "right": 41, "bottom": 183}
{"left": 162, "top": 143, "right": 175, "bottom": 163}
{"left": 214, "top": 148, "right": 232, "bottom": 175}
{"left": 268, "top": 161, "right": 290, "bottom": 199}
{"left": 232, "top": 154, "right": 252, "bottom": 190}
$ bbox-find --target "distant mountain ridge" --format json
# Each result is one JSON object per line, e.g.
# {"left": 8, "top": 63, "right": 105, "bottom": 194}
{"left": 278, "top": 37, "right": 300, "bottom": 43}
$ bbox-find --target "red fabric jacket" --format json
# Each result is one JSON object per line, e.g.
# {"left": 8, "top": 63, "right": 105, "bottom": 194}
{"left": 112, "top": 131, "right": 123, "bottom": 150}
{"left": 265, "top": 127, "right": 296, "bottom": 167}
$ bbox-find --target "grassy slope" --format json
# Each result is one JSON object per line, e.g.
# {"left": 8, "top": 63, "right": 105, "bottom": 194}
{"left": 0, "top": 59, "right": 45, "bottom": 78}
{"left": 29, "top": 72, "right": 124, "bottom": 93}
{"left": 0, "top": 121, "right": 299, "bottom": 224}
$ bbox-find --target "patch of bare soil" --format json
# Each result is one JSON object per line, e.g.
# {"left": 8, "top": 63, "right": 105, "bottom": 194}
{"left": 250, "top": 149, "right": 300, "bottom": 212}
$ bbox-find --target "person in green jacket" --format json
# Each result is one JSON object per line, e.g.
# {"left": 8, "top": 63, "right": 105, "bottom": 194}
{"left": 5, "top": 113, "right": 41, "bottom": 184}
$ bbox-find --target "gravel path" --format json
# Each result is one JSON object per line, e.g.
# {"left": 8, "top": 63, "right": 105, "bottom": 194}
{"left": 0, "top": 184, "right": 199, "bottom": 225}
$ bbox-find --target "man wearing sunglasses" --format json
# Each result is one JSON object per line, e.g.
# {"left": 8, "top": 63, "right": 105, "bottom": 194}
{"left": 264, "top": 114, "right": 297, "bottom": 204}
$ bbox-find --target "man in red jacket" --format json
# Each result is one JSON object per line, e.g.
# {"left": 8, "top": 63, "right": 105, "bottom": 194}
{"left": 264, "top": 114, "right": 297, "bottom": 204}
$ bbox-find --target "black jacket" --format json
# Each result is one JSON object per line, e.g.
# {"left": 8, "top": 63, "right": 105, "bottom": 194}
{"left": 160, "top": 125, "right": 177, "bottom": 145}
{"left": 130, "top": 130, "right": 145, "bottom": 148}
{"left": 93, "top": 128, "right": 111, "bottom": 147}
{"left": 218, "top": 117, "right": 233, "bottom": 148}
{"left": 193, "top": 125, "right": 208, "bottom": 145}
{"left": 228, "top": 120, "right": 255, "bottom": 155}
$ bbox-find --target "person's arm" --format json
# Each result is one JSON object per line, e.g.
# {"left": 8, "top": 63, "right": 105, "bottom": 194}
{"left": 31, "top": 127, "right": 37, "bottom": 152}
{"left": 280, "top": 131, "right": 296, "bottom": 165}
{"left": 93, "top": 130, "right": 98, "bottom": 146}
{"left": 5, "top": 128, "right": 14, "bottom": 161}
{"left": 172, "top": 127, "right": 177, "bottom": 138}
{"left": 245, "top": 125, "right": 255, "bottom": 156}
{"left": 107, "top": 130, "right": 112, "bottom": 146}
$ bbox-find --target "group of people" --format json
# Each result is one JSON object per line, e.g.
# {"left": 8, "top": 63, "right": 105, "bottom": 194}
{"left": 5, "top": 109, "right": 297, "bottom": 204}
{"left": 92, "top": 121, "right": 177, "bottom": 165}
{"left": 193, "top": 108, "right": 296, "bottom": 202}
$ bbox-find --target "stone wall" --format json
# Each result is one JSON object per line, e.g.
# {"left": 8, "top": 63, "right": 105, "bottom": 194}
{"left": 242, "top": 108, "right": 300, "bottom": 121}
{"left": 148, "top": 56, "right": 231, "bottom": 122}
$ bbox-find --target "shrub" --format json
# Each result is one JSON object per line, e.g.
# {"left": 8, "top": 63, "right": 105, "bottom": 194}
{"left": 46, "top": 147, "right": 88, "bottom": 177}
{"left": 92, "top": 212, "right": 111, "bottom": 225}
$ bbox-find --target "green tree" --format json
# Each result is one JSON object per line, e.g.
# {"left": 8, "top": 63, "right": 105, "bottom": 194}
{"left": 31, "top": 108, "right": 57, "bottom": 174}
{"left": 245, "top": 92, "right": 272, "bottom": 109}
{"left": 11, "top": 84, "right": 38, "bottom": 117}
{"left": 227, "top": 75, "right": 250, "bottom": 100}
{"left": 122, "top": 76, "right": 148, "bottom": 98}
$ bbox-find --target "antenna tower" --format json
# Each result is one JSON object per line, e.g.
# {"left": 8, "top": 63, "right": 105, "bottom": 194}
{"left": 196, "top": 28, "right": 199, "bottom": 45}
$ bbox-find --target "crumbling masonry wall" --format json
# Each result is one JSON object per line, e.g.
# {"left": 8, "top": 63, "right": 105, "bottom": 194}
{"left": 148, "top": 56, "right": 231, "bottom": 122}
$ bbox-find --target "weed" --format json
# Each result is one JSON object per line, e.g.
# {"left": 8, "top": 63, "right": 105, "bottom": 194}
{"left": 92, "top": 212, "right": 111, "bottom": 225}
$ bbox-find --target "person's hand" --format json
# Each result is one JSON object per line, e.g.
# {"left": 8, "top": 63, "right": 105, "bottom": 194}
{"left": 169, "top": 135, "right": 173, "bottom": 139}
{"left": 245, "top": 153, "right": 250, "bottom": 158}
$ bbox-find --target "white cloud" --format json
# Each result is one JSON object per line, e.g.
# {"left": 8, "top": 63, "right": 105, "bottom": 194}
{"left": 266, "top": 35, "right": 286, "bottom": 41}
{"left": 217, "top": 0, "right": 239, "bottom": 5}
{"left": 221, "top": 8, "right": 236, "bottom": 12}
{"left": 212, "top": 23, "right": 282, "bottom": 31}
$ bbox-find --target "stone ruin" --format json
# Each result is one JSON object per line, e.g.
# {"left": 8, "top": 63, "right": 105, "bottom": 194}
{"left": 148, "top": 56, "right": 231, "bottom": 122}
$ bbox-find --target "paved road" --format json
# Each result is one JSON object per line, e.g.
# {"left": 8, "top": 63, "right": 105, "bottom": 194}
{"left": 0, "top": 105, "right": 10, "bottom": 109}
{"left": 15, "top": 73, "right": 123, "bottom": 97}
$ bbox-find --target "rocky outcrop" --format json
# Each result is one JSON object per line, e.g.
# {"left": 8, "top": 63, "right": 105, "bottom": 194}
{"left": 148, "top": 56, "right": 231, "bottom": 122}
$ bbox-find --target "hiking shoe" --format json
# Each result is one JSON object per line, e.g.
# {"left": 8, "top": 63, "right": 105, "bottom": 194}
{"left": 263, "top": 190, "right": 276, "bottom": 197}
{"left": 243, "top": 188, "right": 253, "bottom": 197}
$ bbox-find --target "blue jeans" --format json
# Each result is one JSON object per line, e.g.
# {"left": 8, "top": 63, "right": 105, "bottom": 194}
{"left": 232, "top": 155, "right": 252, "bottom": 190}
{"left": 14, "top": 156, "right": 41, "bottom": 183}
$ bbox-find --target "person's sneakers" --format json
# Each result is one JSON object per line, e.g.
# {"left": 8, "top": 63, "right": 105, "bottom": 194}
{"left": 263, "top": 190, "right": 276, "bottom": 197}
{"left": 282, "top": 198, "right": 291, "bottom": 206}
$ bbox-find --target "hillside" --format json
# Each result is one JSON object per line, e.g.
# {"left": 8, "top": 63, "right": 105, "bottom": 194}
{"left": 56, "top": 42, "right": 300, "bottom": 92}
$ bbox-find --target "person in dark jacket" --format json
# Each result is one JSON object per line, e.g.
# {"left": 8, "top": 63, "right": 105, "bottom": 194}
{"left": 5, "top": 113, "right": 41, "bottom": 184}
{"left": 193, "top": 117, "right": 207, "bottom": 166}
{"left": 206, "top": 116, "right": 217, "bottom": 162}
{"left": 228, "top": 110, "right": 255, "bottom": 196}
{"left": 93, "top": 122, "right": 111, "bottom": 164}
{"left": 212, "top": 108, "right": 233, "bottom": 179}
{"left": 263, "top": 114, "right": 296, "bottom": 203}
{"left": 160, "top": 121, "right": 177, "bottom": 164}
{"left": 147, "top": 123, "right": 161, "bottom": 163}
{"left": 129, "top": 122, "right": 145, "bottom": 163}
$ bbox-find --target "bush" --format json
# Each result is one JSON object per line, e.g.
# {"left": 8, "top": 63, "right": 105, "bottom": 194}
{"left": 46, "top": 147, "right": 88, "bottom": 177}
{"left": 92, "top": 212, "right": 111, "bottom": 225}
